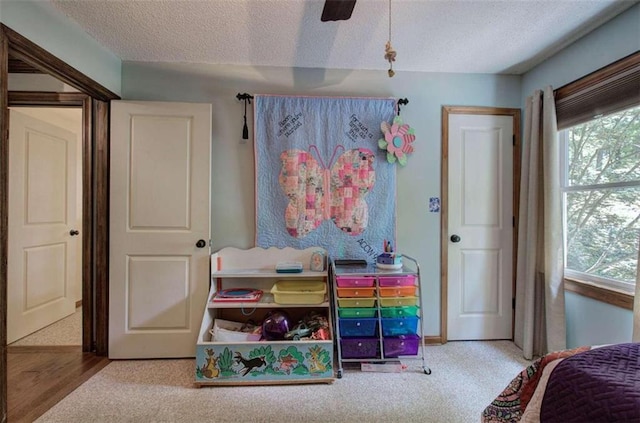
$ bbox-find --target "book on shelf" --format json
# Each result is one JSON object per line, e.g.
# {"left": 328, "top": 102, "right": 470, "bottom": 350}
{"left": 275, "top": 261, "right": 303, "bottom": 273}
{"left": 212, "top": 288, "right": 263, "bottom": 302}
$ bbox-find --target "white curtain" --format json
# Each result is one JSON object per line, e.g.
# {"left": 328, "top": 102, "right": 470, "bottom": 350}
{"left": 514, "top": 86, "right": 566, "bottom": 359}
{"left": 633, "top": 233, "right": 640, "bottom": 342}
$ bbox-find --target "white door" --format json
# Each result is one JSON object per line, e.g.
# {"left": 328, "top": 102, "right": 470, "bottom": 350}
{"left": 7, "top": 110, "right": 78, "bottom": 343}
{"left": 109, "top": 101, "right": 211, "bottom": 358}
{"left": 447, "top": 113, "right": 513, "bottom": 340}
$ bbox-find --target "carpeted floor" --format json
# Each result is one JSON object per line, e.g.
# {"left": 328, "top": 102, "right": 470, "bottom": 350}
{"left": 35, "top": 340, "right": 531, "bottom": 423}
{"left": 10, "top": 307, "right": 82, "bottom": 346}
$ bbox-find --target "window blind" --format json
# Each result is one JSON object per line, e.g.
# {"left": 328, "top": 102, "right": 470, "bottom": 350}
{"left": 554, "top": 51, "right": 640, "bottom": 130}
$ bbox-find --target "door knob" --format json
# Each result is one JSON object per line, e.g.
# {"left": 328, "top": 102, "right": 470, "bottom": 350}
{"left": 69, "top": 229, "right": 80, "bottom": 236}
{"left": 195, "top": 239, "right": 207, "bottom": 248}
{"left": 450, "top": 234, "right": 461, "bottom": 243}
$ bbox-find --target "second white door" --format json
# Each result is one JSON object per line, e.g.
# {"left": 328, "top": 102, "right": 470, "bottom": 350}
{"left": 7, "top": 109, "right": 79, "bottom": 343}
{"left": 447, "top": 112, "right": 514, "bottom": 340}
{"left": 109, "top": 101, "right": 212, "bottom": 358}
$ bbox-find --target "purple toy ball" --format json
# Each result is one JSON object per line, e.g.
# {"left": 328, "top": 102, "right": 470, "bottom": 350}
{"left": 262, "top": 310, "right": 291, "bottom": 340}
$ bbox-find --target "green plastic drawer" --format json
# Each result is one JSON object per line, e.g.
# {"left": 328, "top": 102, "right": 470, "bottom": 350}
{"left": 338, "top": 307, "right": 377, "bottom": 318}
{"left": 379, "top": 305, "right": 419, "bottom": 318}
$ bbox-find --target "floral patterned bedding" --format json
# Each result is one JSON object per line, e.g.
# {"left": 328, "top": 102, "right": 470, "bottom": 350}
{"left": 482, "top": 343, "right": 640, "bottom": 423}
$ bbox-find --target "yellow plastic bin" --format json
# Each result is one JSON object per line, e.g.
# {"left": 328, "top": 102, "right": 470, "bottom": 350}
{"left": 270, "top": 280, "right": 327, "bottom": 304}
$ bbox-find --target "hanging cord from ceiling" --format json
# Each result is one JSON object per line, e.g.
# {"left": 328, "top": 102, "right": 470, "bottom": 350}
{"left": 236, "top": 93, "right": 254, "bottom": 139}
{"left": 384, "top": 0, "right": 397, "bottom": 77}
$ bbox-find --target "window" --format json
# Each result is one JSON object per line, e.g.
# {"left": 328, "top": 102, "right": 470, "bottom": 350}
{"left": 560, "top": 105, "right": 640, "bottom": 293}
{"left": 555, "top": 52, "right": 640, "bottom": 295}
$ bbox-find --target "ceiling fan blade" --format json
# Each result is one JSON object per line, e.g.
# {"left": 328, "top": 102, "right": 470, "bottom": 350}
{"left": 321, "top": 0, "right": 357, "bottom": 22}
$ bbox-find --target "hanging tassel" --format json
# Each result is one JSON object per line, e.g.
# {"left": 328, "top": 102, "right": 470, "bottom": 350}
{"left": 236, "top": 93, "right": 253, "bottom": 141}
{"left": 242, "top": 97, "right": 249, "bottom": 140}
{"left": 385, "top": 41, "right": 396, "bottom": 78}
{"left": 242, "top": 114, "right": 249, "bottom": 140}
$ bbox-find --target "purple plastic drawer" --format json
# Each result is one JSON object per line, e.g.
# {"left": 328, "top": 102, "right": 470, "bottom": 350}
{"left": 340, "top": 338, "right": 380, "bottom": 358}
{"left": 383, "top": 335, "right": 420, "bottom": 357}
{"left": 378, "top": 275, "right": 416, "bottom": 287}
{"left": 336, "top": 276, "right": 376, "bottom": 287}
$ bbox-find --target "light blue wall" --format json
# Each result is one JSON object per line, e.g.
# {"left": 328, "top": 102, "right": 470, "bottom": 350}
{"left": 565, "top": 292, "right": 633, "bottom": 348}
{"left": 522, "top": 3, "right": 640, "bottom": 98}
{"left": 1, "top": 0, "right": 122, "bottom": 96}
{"left": 121, "top": 62, "right": 522, "bottom": 336}
{"left": 521, "top": 3, "right": 639, "bottom": 347}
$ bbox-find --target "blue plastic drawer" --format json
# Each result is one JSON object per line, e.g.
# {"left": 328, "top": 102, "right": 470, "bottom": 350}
{"left": 381, "top": 317, "right": 419, "bottom": 336}
{"left": 339, "top": 318, "right": 378, "bottom": 337}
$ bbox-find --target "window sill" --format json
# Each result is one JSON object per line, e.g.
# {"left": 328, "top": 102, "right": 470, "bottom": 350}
{"left": 564, "top": 278, "right": 634, "bottom": 310}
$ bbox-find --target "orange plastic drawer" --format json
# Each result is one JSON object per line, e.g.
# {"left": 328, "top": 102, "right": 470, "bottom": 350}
{"left": 337, "top": 287, "right": 376, "bottom": 298}
{"left": 379, "top": 286, "right": 417, "bottom": 297}
{"left": 336, "top": 276, "right": 376, "bottom": 287}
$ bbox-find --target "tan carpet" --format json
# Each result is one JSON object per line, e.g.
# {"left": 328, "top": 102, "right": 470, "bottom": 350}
{"left": 36, "top": 340, "right": 530, "bottom": 423}
{"left": 10, "top": 307, "right": 82, "bottom": 346}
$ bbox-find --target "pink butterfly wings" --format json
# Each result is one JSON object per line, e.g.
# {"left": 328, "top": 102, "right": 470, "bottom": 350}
{"left": 279, "top": 146, "right": 376, "bottom": 238}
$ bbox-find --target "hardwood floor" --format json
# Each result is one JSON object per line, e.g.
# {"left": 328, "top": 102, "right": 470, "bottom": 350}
{"left": 7, "top": 346, "right": 110, "bottom": 422}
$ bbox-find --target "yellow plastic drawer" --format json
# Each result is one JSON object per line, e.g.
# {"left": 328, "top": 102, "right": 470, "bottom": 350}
{"left": 337, "top": 298, "right": 376, "bottom": 308}
{"left": 379, "top": 296, "right": 418, "bottom": 307}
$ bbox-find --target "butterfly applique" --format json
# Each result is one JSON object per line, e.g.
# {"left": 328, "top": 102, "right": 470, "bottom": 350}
{"left": 279, "top": 145, "right": 376, "bottom": 238}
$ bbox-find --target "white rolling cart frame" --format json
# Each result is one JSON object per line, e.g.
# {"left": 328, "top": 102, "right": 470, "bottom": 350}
{"left": 331, "top": 255, "right": 431, "bottom": 377}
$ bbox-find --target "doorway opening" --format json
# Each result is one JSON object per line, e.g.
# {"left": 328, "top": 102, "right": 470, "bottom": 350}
{"left": 1, "top": 24, "right": 120, "bottom": 421}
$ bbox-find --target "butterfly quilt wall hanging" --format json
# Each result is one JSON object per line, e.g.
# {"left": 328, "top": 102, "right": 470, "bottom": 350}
{"left": 254, "top": 95, "right": 398, "bottom": 263}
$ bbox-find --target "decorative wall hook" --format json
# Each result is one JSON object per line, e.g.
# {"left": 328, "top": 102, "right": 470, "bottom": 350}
{"left": 236, "top": 93, "right": 254, "bottom": 140}
{"left": 397, "top": 98, "right": 408, "bottom": 116}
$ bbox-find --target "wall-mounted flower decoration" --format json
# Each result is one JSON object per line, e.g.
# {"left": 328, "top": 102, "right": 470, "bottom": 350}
{"left": 378, "top": 116, "right": 415, "bottom": 166}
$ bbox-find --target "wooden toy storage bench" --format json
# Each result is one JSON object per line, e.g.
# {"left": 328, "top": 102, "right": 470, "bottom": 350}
{"left": 195, "top": 246, "right": 334, "bottom": 386}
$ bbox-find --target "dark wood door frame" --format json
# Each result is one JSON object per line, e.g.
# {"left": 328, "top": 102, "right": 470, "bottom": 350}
{"left": 440, "top": 106, "right": 521, "bottom": 343}
{"left": 1, "top": 24, "right": 119, "bottom": 423}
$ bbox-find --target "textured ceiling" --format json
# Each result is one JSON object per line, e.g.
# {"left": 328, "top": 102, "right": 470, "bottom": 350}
{"left": 49, "top": 0, "right": 637, "bottom": 74}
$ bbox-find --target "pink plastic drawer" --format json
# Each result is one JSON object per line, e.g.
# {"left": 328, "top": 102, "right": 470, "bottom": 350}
{"left": 337, "top": 287, "right": 376, "bottom": 298}
{"left": 336, "top": 276, "right": 376, "bottom": 287}
{"left": 383, "top": 335, "right": 420, "bottom": 357}
{"left": 340, "top": 338, "right": 380, "bottom": 358}
{"left": 378, "top": 275, "right": 416, "bottom": 287}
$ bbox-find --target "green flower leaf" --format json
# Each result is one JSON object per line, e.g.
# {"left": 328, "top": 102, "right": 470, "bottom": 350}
{"left": 398, "top": 155, "right": 408, "bottom": 166}
{"left": 378, "top": 138, "right": 388, "bottom": 149}
{"left": 387, "top": 152, "right": 396, "bottom": 163}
